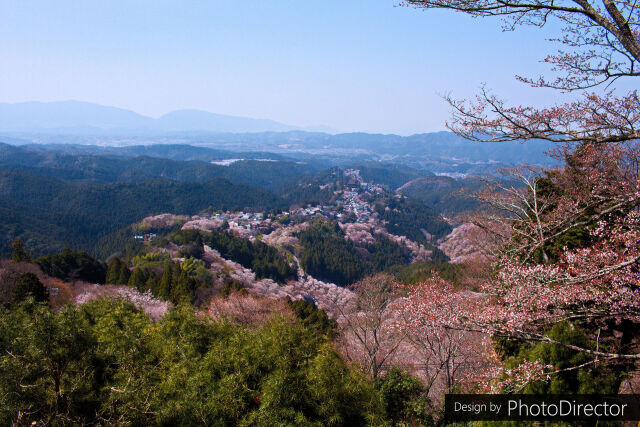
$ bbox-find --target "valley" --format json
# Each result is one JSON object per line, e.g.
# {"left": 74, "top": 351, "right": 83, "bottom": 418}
{"left": 0, "top": 136, "right": 487, "bottom": 317}
{"left": 3, "top": 0, "right": 639, "bottom": 423}
{"left": 1, "top": 122, "right": 635, "bottom": 425}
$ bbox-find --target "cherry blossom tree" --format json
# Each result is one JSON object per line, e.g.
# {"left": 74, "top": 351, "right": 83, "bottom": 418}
{"left": 398, "top": 161, "right": 640, "bottom": 391}
{"left": 393, "top": 276, "right": 495, "bottom": 396}
{"left": 335, "top": 274, "right": 407, "bottom": 379}
{"left": 469, "top": 142, "right": 639, "bottom": 264}
{"left": 404, "top": 0, "right": 640, "bottom": 144}
{"left": 399, "top": 0, "right": 640, "bottom": 386}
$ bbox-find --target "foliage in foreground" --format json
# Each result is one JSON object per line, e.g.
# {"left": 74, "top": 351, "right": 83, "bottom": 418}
{"left": 503, "top": 322, "right": 625, "bottom": 395}
{"left": 36, "top": 249, "right": 107, "bottom": 284}
{"left": 376, "top": 367, "right": 434, "bottom": 426}
{"left": 0, "top": 299, "right": 386, "bottom": 426}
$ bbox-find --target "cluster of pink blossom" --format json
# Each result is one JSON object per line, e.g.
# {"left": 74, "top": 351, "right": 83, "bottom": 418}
{"left": 340, "top": 222, "right": 377, "bottom": 246}
{"left": 392, "top": 233, "right": 433, "bottom": 263}
{"left": 182, "top": 217, "right": 225, "bottom": 232}
{"left": 340, "top": 221, "right": 433, "bottom": 262}
{"left": 542, "top": 143, "right": 640, "bottom": 233}
{"left": 403, "top": 0, "right": 640, "bottom": 390}
{"left": 73, "top": 284, "right": 171, "bottom": 320}
{"left": 478, "top": 209, "right": 640, "bottom": 333}
{"left": 438, "top": 223, "right": 488, "bottom": 263}
{"left": 206, "top": 293, "right": 294, "bottom": 327}
{"left": 73, "top": 283, "right": 113, "bottom": 305}
{"left": 260, "top": 222, "right": 309, "bottom": 249}
{"left": 393, "top": 275, "right": 554, "bottom": 393}
{"left": 114, "top": 287, "right": 171, "bottom": 320}
{"left": 202, "top": 245, "right": 353, "bottom": 318}
{"left": 0, "top": 259, "right": 45, "bottom": 281}
{"left": 204, "top": 246, "right": 259, "bottom": 284}
{"left": 394, "top": 276, "right": 484, "bottom": 329}
{"left": 281, "top": 274, "right": 355, "bottom": 319}
{"left": 140, "top": 213, "right": 186, "bottom": 229}
{"left": 397, "top": 202, "right": 640, "bottom": 384}
{"left": 439, "top": 86, "right": 640, "bottom": 145}
{"left": 479, "top": 360, "right": 553, "bottom": 394}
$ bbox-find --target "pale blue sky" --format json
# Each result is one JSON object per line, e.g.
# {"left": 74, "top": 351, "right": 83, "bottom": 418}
{"left": 1, "top": 0, "right": 567, "bottom": 134}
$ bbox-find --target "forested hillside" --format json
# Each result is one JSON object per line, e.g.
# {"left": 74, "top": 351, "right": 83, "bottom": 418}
{"left": 22, "top": 143, "right": 294, "bottom": 162}
{"left": 296, "top": 220, "right": 436, "bottom": 286}
{"left": 0, "top": 143, "right": 459, "bottom": 271}
{"left": 348, "top": 163, "right": 434, "bottom": 190}
{"left": 4, "top": 0, "right": 639, "bottom": 423}
{"left": 373, "top": 197, "right": 451, "bottom": 243}
{"left": 0, "top": 169, "right": 283, "bottom": 256}
{"left": 0, "top": 142, "right": 319, "bottom": 191}
{"left": 396, "top": 175, "right": 485, "bottom": 215}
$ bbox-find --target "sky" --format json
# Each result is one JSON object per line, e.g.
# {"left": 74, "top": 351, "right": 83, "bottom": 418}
{"left": 1, "top": 0, "right": 571, "bottom": 135}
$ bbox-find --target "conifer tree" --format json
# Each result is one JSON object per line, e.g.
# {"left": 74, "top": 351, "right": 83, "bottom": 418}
{"left": 10, "top": 240, "right": 30, "bottom": 263}
{"left": 145, "top": 275, "right": 157, "bottom": 295}
{"left": 128, "top": 268, "right": 148, "bottom": 291}
{"left": 105, "top": 258, "right": 122, "bottom": 284}
{"left": 170, "top": 271, "right": 195, "bottom": 304}
{"left": 117, "top": 263, "right": 131, "bottom": 285}
{"left": 12, "top": 273, "right": 48, "bottom": 305}
{"left": 171, "top": 264, "right": 181, "bottom": 289}
{"left": 157, "top": 262, "right": 173, "bottom": 300}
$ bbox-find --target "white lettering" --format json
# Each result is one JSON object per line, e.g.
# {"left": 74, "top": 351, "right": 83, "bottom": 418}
{"left": 508, "top": 400, "right": 518, "bottom": 415}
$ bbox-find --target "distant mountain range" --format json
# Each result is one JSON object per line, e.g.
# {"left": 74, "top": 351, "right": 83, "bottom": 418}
{"left": 0, "top": 142, "right": 327, "bottom": 192}
{"left": 0, "top": 100, "right": 334, "bottom": 134}
{"left": 0, "top": 101, "right": 559, "bottom": 174}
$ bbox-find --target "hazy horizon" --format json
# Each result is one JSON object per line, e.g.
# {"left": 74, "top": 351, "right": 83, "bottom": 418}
{"left": 1, "top": 0, "right": 571, "bottom": 135}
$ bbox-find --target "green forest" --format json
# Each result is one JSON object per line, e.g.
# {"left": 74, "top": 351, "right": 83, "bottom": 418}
{"left": 297, "top": 221, "right": 419, "bottom": 286}
{"left": 0, "top": 169, "right": 283, "bottom": 256}
{"left": 373, "top": 197, "right": 451, "bottom": 245}
{"left": 0, "top": 299, "right": 387, "bottom": 425}
{"left": 0, "top": 255, "right": 433, "bottom": 426}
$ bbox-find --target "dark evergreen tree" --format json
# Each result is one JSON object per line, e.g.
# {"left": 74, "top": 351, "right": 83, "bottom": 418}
{"left": 376, "top": 367, "right": 433, "bottom": 426}
{"left": 12, "top": 273, "right": 48, "bottom": 305}
{"left": 144, "top": 274, "right": 158, "bottom": 294}
{"left": 10, "top": 239, "right": 30, "bottom": 263}
{"left": 105, "top": 258, "right": 122, "bottom": 284}
{"left": 157, "top": 262, "right": 174, "bottom": 300}
{"left": 36, "top": 249, "right": 106, "bottom": 284}
{"left": 288, "top": 298, "right": 337, "bottom": 337}
{"left": 117, "top": 263, "right": 131, "bottom": 285}
{"left": 171, "top": 263, "right": 182, "bottom": 290}
{"left": 170, "top": 272, "right": 195, "bottom": 304}
{"left": 128, "top": 268, "right": 149, "bottom": 292}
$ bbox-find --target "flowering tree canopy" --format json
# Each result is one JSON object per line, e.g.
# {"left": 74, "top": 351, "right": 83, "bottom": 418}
{"left": 404, "top": 0, "right": 640, "bottom": 143}
{"left": 400, "top": 0, "right": 640, "bottom": 388}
